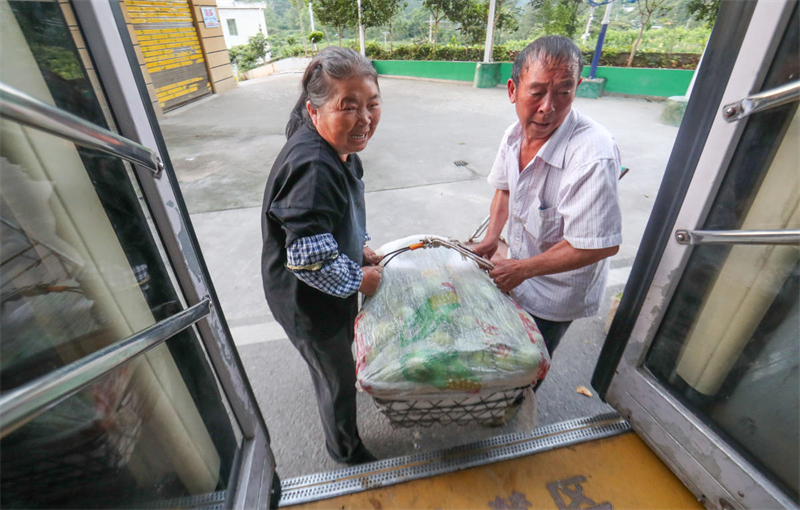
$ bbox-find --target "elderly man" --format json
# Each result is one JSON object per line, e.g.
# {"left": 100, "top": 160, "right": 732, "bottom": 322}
{"left": 474, "top": 35, "right": 622, "bottom": 361}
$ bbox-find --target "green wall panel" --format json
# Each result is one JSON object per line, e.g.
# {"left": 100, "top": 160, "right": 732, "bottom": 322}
{"left": 372, "top": 60, "right": 477, "bottom": 82}
{"left": 579, "top": 66, "right": 694, "bottom": 97}
{"left": 374, "top": 60, "right": 694, "bottom": 98}
{"left": 500, "top": 63, "right": 513, "bottom": 83}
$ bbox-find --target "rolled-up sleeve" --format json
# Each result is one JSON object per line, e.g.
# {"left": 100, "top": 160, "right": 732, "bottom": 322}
{"left": 487, "top": 135, "right": 510, "bottom": 191}
{"left": 558, "top": 157, "right": 622, "bottom": 250}
{"left": 287, "top": 234, "right": 363, "bottom": 298}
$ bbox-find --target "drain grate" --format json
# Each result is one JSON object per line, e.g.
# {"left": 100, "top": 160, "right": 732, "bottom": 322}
{"left": 454, "top": 160, "right": 469, "bottom": 167}
{"left": 278, "top": 412, "right": 629, "bottom": 507}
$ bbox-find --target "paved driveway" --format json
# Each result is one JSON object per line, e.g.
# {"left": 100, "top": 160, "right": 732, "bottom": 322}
{"left": 160, "top": 73, "right": 680, "bottom": 478}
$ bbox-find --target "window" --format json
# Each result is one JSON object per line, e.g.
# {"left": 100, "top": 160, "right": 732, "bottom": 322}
{"left": 227, "top": 19, "right": 237, "bottom": 36}
{"left": 1, "top": 3, "right": 242, "bottom": 507}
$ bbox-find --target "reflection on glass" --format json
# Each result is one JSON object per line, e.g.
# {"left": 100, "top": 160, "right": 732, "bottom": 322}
{"left": 645, "top": 102, "right": 799, "bottom": 502}
{"left": 2, "top": 362, "right": 226, "bottom": 508}
{"left": 1, "top": 1, "right": 239, "bottom": 507}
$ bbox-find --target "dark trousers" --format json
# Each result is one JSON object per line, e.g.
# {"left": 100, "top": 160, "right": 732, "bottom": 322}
{"left": 286, "top": 325, "right": 366, "bottom": 463}
{"left": 532, "top": 315, "right": 572, "bottom": 391}
{"left": 533, "top": 315, "right": 573, "bottom": 357}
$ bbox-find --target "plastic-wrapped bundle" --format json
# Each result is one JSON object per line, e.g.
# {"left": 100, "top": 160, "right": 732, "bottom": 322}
{"left": 354, "top": 235, "right": 550, "bottom": 398}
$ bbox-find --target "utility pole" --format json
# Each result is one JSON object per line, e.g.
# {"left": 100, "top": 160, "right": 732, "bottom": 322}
{"left": 308, "top": 1, "right": 318, "bottom": 51}
{"left": 482, "top": 0, "right": 496, "bottom": 62}
{"left": 357, "top": 0, "right": 366, "bottom": 56}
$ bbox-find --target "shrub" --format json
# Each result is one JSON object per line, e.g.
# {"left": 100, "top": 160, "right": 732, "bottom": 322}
{"left": 278, "top": 44, "right": 305, "bottom": 59}
{"left": 228, "top": 33, "right": 270, "bottom": 72}
{"left": 309, "top": 31, "right": 324, "bottom": 44}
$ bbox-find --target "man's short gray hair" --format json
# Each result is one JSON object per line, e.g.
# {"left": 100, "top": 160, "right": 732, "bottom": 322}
{"left": 511, "top": 35, "right": 584, "bottom": 85}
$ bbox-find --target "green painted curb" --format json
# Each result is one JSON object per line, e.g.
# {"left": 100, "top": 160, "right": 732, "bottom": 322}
{"left": 373, "top": 60, "right": 476, "bottom": 82}
{"left": 576, "top": 78, "right": 606, "bottom": 99}
{"left": 474, "top": 62, "right": 501, "bottom": 88}
{"left": 580, "top": 66, "right": 693, "bottom": 97}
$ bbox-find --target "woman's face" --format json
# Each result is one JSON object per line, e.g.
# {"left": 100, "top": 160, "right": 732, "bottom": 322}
{"left": 307, "top": 76, "right": 381, "bottom": 160}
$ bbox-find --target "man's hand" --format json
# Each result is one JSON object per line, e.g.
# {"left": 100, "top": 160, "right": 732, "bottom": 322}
{"left": 472, "top": 238, "right": 499, "bottom": 260}
{"left": 363, "top": 246, "right": 382, "bottom": 266}
{"left": 359, "top": 266, "right": 383, "bottom": 296}
{"left": 489, "top": 258, "right": 528, "bottom": 293}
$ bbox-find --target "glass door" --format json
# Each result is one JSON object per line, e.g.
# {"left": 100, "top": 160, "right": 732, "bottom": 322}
{"left": 0, "top": 0, "right": 275, "bottom": 508}
{"left": 592, "top": 1, "right": 799, "bottom": 509}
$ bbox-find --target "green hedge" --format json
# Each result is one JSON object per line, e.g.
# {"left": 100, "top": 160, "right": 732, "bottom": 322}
{"left": 364, "top": 41, "right": 699, "bottom": 70}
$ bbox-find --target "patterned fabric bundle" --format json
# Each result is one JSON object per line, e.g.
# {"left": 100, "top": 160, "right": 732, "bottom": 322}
{"left": 354, "top": 236, "right": 550, "bottom": 398}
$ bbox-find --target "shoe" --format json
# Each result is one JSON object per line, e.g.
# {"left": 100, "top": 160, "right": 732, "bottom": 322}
{"left": 344, "top": 445, "right": 378, "bottom": 466}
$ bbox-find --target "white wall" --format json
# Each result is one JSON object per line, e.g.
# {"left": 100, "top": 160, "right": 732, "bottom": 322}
{"left": 218, "top": 2, "right": 268, "bottom": 49}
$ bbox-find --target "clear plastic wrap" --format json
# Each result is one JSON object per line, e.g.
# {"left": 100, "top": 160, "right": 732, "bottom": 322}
{"left": 354, "top": 235, "right": 550, "bottom": 398}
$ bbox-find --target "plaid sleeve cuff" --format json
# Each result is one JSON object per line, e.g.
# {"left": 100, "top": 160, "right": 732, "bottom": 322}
{"left": 365, "top": 231, "right": 371, "bottom": 243}
{"left": 287, "top": 234, "right": 363, "bottom": 298}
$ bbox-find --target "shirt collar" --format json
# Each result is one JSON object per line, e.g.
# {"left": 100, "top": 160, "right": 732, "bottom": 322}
{"left": 506, "top": 108, "right": 578, "bottom": 170}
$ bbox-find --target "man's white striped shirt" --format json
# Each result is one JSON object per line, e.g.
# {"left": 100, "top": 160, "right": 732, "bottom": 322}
{"left": 487, "top": 108, "right": 622, "bottom": 321}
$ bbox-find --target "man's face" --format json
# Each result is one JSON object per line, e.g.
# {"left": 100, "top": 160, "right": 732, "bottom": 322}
{"left": 508, "top": 58, "right": 581, "bottom": 142}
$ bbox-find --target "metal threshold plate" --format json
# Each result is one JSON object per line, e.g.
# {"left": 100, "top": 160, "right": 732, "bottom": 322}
{"left": 278, "top": 412, "right": 630, "bottom": 507}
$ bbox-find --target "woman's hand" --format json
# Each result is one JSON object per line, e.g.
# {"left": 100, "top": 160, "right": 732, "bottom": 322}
{"left": 363, "top": 246, "right": 383, "bottom": 266}
{"left": 359, "top": 266, "right": 383, "bottom": 296}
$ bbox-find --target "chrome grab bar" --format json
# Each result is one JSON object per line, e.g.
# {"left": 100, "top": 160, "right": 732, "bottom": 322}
{"left": 0, "top": 82, "right": 164, "bottom": 177}
{"left": 0, "top": 299, "right": 212, "bottom": 438}
{"left": 722, "top": 80, "right": 800, "bottom": 122}
{"left": 675, "top": 229, "right": 800, "bottom": 246}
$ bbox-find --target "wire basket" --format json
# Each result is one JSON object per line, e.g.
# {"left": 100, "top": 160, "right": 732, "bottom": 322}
{"left": 372, "top": 386, "right": 528, "bottom": 428}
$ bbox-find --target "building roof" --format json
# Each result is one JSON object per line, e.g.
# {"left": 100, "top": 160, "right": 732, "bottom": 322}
{"left": 216, "top": 1, "right": 266, "bottom": 9}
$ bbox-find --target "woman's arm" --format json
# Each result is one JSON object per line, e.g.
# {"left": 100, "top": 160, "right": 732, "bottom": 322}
{"left": 287, "top": 234, "right": 381, "bottom": 296}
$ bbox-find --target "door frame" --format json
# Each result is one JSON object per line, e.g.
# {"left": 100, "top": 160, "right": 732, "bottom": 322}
{"left": 70, "top": 1, "right": 276, "bottom": 507}
{"left": 592, "top": 1, "right": 797, "bottom": 509}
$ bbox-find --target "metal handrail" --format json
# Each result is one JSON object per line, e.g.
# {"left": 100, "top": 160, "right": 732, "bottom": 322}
{"left": 722, "top": 80, "right": 800, "bottom": 122}
{"left": 0, "top": 299, "right": 211, "bottom": 438}
{"left": 675, "top": 229, "right": 800, "bottom": 246}
{"left": 0, "top": 82, "right": 164, "bottom": 177}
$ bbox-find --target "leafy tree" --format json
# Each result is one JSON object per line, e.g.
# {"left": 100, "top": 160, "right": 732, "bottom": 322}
{"left": 422, "top": 0, "right": 448, "bottom": 53}
{"left": 686, "top": 0, "right": 719, "bottom": 27}
{"left": 381, "top": 0, "right": 408, "bottom": 54}
{"left": 313, "top": 0, "right": 356, "bottom": 45}
{"left": 361, "top": 0, "right": 394, "bottom": 29}
{"left": 289, "top": 0, "right": 310, "bottom": 55}
{"left": 309, "top": 30, "right": 325, "bottom": 43}
{"left": 627, "top": 0, "right": 672, "bottom": 66}
{"left": 443, "top": 0, "right": 516, "bottom": 46}
{"left": 532, "top": 0, "right": 582, "bottom": 38}
{"left": 442, "top": 0, "right": 482, "bottom": 46}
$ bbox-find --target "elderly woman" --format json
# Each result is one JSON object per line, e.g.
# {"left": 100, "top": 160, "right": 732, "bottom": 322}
{"left": 261, "top": 47, "right": 382, "bottom": 465}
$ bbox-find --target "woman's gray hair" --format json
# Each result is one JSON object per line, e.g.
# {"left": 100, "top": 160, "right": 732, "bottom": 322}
{"left": 286, "top": 47, "right": 379, "bottom": 138}
{"left": 511, "top": 35, "right": 584, "bottom": 86}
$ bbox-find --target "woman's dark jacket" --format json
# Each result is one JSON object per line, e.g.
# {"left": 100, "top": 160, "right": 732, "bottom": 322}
{"left": 261, "top": 124, "right": 366, "bottom": 338}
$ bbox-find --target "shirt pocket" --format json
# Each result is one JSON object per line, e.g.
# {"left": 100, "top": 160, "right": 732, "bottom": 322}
{"left": 524, "top": 197, "right": 564, "bottom": 246}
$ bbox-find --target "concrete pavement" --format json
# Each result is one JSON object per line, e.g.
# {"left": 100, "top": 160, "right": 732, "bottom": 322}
{"left": 160, "top": 72, "right": 679, "bottom": 478}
